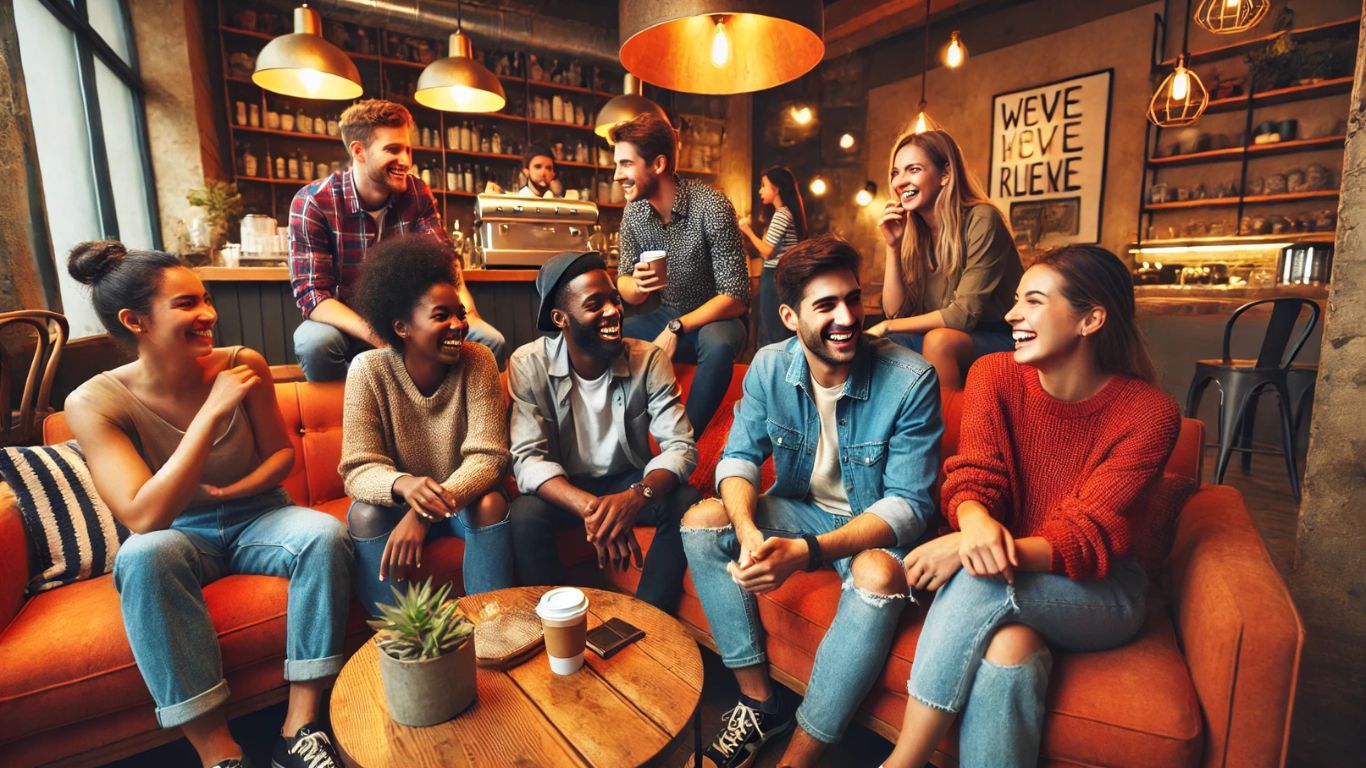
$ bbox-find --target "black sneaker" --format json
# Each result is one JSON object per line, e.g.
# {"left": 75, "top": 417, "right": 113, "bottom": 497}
{"left": 698, "top": 698, "right": 795, "bottom": 768}
{"left": 209, "top": 760, "right": 247, "bottom": 768}
{"left": 271, "top": 722, "right": 343, "bottom": 768}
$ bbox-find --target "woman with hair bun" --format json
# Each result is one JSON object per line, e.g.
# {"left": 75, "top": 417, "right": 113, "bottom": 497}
{"left": 64, "top": 241, "right": 352, "bottom": 768}
{"left": 885, "top": 245, "right": 1190, "bottom": 768}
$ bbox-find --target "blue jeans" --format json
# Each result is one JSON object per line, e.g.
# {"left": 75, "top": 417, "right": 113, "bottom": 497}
{"left": 758, "top": 267, "right": 793, "bottom": 348}
{"left": 623, "top": 306, "right": 746, "bottom": 435}
{"left": 887, "top": 322, "right": 1015, "bottom": 360}
{"left": 909, "top": 559, "right": 1148, "bottom": 768}
{"left": 508, "top": 469, "right": 700, "bottom": 612}
{"left": 347, "top": 499, "right": 515, "bottom": 616}
{"left": 682, "top": 495, "right": 911, "bottom": 743}
{"left": 294, "top": 316, "right": 508, "bottom": 382}
{"left": 112, "top": 488, "right": 353, "bottom": 728}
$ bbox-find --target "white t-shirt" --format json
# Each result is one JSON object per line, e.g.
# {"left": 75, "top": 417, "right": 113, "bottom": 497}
{"left": 807, "top": 377, "right": 852, "bottom": 516}
{"left": 563, "top": 366, "right": 630, "bottom": 478}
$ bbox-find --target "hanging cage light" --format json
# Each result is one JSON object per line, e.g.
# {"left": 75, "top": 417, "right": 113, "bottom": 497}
{"left": 252, "top": 4, "right": 363, "bottom": 100}
{"left": 1148, "top": 53, "right": 1209, "bottom": 127}
{"left": 1193, "top": 0, "right": 1270, "bottom": 35}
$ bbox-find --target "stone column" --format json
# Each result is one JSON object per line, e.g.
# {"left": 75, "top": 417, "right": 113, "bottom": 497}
{"left": 1289, "top": 16, "right": 1366, "bottom": 765}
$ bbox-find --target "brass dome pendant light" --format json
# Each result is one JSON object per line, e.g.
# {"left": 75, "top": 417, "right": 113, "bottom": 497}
{"left": 618, "top": 0, "right": 825, "bottom": 95}
{"left": 910, "top": 0, "right": 942, "bottom": 134}
{"left": 415, "top": 0, "right": 506, "bottom": 113}
{"left": 1193, "top": 0, "right": 1270, "bottom": 35}
{"left": 253, "top": 4, "right": 363, "bottom": 100}
{"left": 1149, "top": 0, "right": 1209, "bottom": 127}
{"left": 595, "top": 74, "right": 671, "bottom": 141}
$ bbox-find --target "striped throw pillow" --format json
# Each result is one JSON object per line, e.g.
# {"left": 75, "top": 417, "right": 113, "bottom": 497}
{"left": 0, "top": 441, "right": 129, "bottom": 595}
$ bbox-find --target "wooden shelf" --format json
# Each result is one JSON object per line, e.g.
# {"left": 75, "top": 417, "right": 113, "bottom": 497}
{"left": 524, "top": 78, "right": 615, "bottom": 99}
{"left": 231, "top": 125, "right": 340, "bottom": 142}
{"left": 1148, "top": 135, "right": 1346, "bottom": 166}
{"left": 1204, "top": 76, "right": 1354, "bottom": 114}
{"left": 446, "top": 149, "right": 523, "bottom": 162}
{"left": 1144, "top": 189, "right": 1338, "bottom": 211}
{"left": 220, "top": 25, "right": 273, "bottom": 41}
{"left": 526, "top": 117, "right": 596, "bottom": 132}
{"left": 1159, "top": 16, "right": 1360, "bottom": 68}
{"left": 1130, "top": 232, "right": 1335, "bottom": 249}
{"left": 236, "top": 175, "right": 309, "bottom": 188}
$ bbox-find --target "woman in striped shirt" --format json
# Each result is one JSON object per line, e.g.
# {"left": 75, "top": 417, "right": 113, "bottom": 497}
{"left": 739, "top": 166, "right": 807, "bottom": 347}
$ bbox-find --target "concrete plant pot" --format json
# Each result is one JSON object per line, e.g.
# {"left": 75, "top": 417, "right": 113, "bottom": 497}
{"left": 377, "top": 636, "right": 476, "bottom": 727}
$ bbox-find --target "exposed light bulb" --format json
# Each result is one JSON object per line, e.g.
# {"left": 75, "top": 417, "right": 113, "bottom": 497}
{"left": 299, "top": 67, "right": 323, "bottom": 93}
{"left": 1225, "top": 0, "right": 1240, "bottom": 7}
{"left": 913, "top": 111, "right": 929, "bottom": 134}
{"left": 790, "top": 106, "right": 813, "bottom": 125}
{"left": 944, "top": 31, "right": 966, "bottom": 69}
{"left": 711, "top": 20, "right": 730, "bottom": 68}
{"left": 855, "top": 189, "right": 873, "bottom": 206}
{"left": 809, "top": 177, "right": 827, "bottom": 196}
{"left": 839, "top": 133, "right": 855, "bottom": 149}
{"left": 1171, "top": 69, "right": 1190, "bottom": 101}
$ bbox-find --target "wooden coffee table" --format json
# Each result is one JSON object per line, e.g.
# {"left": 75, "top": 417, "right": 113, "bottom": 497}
{"left": 330, "top": 586, "right": 704, "bottom": 767}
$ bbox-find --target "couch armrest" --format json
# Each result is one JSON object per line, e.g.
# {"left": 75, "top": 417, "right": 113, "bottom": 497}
{"left": 1166, "top": 485, "right": 1303, "bottom": 768}
{"left": 0, "top": 485, "right": 29, "bottom": 631}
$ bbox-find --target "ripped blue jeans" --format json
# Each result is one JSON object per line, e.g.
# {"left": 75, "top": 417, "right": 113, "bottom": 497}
{"left": 681, "top": 495, "right": 911, "bottom": 744}
{"left": 908, "top": 559, "right": 1148, "bottom": 768}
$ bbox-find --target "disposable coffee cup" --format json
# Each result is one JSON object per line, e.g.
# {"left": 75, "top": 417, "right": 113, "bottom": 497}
{"left": 637, "top": 250, "right": 668, "bottom": 286}
{"left": 536, "top": 587, "right": 589, "bottom": 675}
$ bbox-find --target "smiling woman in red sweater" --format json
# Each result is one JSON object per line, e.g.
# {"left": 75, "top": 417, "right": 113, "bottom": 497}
{"left": 883, "top": 245, "right": 1191, "bottom": 768}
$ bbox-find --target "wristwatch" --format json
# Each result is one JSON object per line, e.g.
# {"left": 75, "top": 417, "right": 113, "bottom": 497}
{"left": 629, "top": 481, "right": 655, "bottom": 499}
{"left": 666, "top": 318, "right": 685, "bottom": 335}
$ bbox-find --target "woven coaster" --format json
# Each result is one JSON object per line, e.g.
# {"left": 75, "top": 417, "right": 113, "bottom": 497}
{"left": 474, "top": 606, "right": 544, "bottom": 669}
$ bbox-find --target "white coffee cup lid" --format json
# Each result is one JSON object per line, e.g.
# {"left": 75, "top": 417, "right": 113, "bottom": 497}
{"left": 536, "top": 587, "right": 589, "bottom": 621}
{"left": 639, "top": 250, "right": 667, "bottom": 262}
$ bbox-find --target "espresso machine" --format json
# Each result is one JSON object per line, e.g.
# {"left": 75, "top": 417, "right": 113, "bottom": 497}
{"left": 473, "top": 194, "right": 598, "bottom": 267}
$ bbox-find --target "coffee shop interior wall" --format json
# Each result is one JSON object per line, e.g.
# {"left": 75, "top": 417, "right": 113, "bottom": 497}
{"left": 750, "top": 0, "right": 1359, "bottom": 309}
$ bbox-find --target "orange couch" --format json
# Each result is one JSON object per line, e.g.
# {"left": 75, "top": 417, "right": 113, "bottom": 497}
{"left": 0, "top": 366, "right": 1301, "bottom": 767}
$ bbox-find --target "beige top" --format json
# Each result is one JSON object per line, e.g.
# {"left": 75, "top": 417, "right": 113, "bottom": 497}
{"left": 67, "top": 346, "right": 259, "bottom": 507}
{"left": 903, "top": 204, "right": 1024, "bottom": 332}
{"left": 339, "top": 345, "right": 509, "bottom": 508}
{"left": 807, "top": 377, "right": 852, "bottom": 517}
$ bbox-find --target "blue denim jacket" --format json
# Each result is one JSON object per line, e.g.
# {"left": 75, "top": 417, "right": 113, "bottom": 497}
{"left": 715, "top": 336, "right": 942, "bottom": 546}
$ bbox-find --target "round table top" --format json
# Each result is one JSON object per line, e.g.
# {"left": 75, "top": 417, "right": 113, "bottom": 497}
{"left": 330, "top": 586, "right": 704, "bottom": 767}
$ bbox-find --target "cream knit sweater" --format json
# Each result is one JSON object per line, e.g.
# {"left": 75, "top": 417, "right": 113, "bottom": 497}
{"left": 340, "top": 345, "right": 509, "bottom": 509}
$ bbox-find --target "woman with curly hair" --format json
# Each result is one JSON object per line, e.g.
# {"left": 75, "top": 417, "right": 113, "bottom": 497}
{"left": 340, "top": 234, "right": 513, "bottom": 615}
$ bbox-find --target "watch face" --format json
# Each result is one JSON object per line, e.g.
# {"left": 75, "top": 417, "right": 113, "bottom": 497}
{"left": 668, "top": 319, "right": 683, "bottom": 334}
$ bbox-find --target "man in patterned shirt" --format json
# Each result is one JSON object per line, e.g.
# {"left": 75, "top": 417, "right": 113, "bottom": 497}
{"left": 611, "top": 112, "right": 749, "bottom": 434}
{"left": 288, "top": 99, "right": 506, "bottom": 381}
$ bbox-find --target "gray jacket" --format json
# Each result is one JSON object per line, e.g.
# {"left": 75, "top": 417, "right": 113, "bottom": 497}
{"left": 507, "top": 334, "right": 697, "bottom": 494}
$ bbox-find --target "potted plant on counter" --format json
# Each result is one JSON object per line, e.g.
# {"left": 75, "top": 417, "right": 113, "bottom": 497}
{"left": 369, "top": 578, "right": 477, "bottom": 726}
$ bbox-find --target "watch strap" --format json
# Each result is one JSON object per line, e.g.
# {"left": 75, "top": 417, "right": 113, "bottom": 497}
{"left": 800, "top": 533, "right": 822, "bottom": 572}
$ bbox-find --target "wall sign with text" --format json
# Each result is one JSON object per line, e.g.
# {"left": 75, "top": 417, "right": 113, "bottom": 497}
{"left": 988, "top": 69, "right": 1112, "bottom": 248}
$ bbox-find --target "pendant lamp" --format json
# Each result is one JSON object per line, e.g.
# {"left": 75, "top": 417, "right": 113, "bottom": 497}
{"left": 252, "top": 5, "right": 363, "bottom": 100}
{"left": 1149, "top": 1, "right": 1209, "bottom": 127}
{"left": 618, "top": 0, "right": 824, "bottom": 95}
{"left": 1193, "top": 0, "right": 1270, "bottom": 35}
{"left": 942, "top": 30, "right": 967, "bottom": 69}
{"left": 414, "top": 0, "right": 506, "bottom": 113}
{"left": 596, "top": 74, "right": 671, "bottom": 140}
{"left": 910, "top": 0, "right": 941, "bottom": 134}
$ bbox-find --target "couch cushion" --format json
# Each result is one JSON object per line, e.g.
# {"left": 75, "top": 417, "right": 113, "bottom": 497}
{"left": 296, "top": 382, "right": 348, "bottom": 505}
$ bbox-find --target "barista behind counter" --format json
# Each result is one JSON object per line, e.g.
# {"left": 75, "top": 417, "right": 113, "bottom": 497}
{"left": 518, "top": 143, "right": 559, "bottom": 198}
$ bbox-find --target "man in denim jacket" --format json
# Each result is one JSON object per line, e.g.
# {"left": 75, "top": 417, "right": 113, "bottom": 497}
{"left": 508, "top": 251, "right": 700, "bottom": 612}
{"left": 682, "top": 236, "right": 942, "bottom": 768}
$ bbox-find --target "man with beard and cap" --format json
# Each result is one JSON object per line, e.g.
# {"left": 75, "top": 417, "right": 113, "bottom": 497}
{"left": 506, "top": 251, "right": 700, "bottom": 612}
{"left": 289, "top": 99, "right": 506, "bottom": 381}
{"left": 610, "top": 111, "right": 748, "bottom": 436}
{"left": 680, "top": 235, "right": 944, "bottom": 768}
{"left": 517, "top": 143, "right": 558, "bottom": 198}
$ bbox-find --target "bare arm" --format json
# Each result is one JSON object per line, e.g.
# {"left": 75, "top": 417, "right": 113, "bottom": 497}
{"left": 740, "top": 224, "right": 776, "bottom": 259}
{"left": 308, "top": 298, "right": 384, "bottom": 348}
{"left": 201, "top": 349, "right": 294, "bottom": 501}
{"left": 882, "top": 242, "right": 908, "bottom": 318}
{"left": 678, "top": 294, "right": 748, "bottom": 332}
{"left": 873, "top": 308, "right": 950, "bottom": 336}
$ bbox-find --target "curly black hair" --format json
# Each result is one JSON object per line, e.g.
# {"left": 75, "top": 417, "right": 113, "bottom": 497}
{"left": 355, "top": 234, "right": 459, "bottom": 350}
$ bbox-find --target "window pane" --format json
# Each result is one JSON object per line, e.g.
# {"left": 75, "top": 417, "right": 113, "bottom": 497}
{"left": 96, "top": 60, "right": 155, "bottom": 250}
{"left": 14, "top": 0, "right": 106, "bottom": 337}
{"left": 88, "top": 0, "right": 132, "bottom": 67}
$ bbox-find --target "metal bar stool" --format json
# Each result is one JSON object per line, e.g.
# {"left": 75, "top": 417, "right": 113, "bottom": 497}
{"left": 1185, "top": 298, "right": 1320, "bottom": 501}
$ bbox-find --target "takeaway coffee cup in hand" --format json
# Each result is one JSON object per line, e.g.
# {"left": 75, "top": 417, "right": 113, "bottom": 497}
{"left": 536, "top": 587, "right": 590, "bottom": 675}
{"left": 635, "top": 250, "right": 669, "bottom": 291}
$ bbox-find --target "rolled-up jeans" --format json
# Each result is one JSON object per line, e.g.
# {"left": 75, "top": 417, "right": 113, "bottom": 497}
{"left": 293, "top": 316, "right": 509, "bottom": 382}
{"left": 347, "top": 499, "right": 515, "bottom": 616}
{"left": 623, "top": 306, "right": 746, "bottom": 435}
{"left": 909, "top": 559, "right": 1148, "bottom": 768}
{"left": 112, "top": 488, "right": 353, "bottom": 728}
{"left": 682, "top": 495, "right": 911, "bottom": 743}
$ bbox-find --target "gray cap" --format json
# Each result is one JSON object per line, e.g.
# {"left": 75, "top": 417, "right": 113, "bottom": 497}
{"left": 535, "top": 251, "right": 607, "bottom": 331}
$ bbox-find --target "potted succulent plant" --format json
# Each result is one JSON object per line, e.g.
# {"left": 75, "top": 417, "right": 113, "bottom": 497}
{"left": 369, "top": 579, "right": 477, "bottom": 726}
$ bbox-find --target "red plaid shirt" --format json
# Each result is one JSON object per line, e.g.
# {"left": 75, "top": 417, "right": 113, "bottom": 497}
{"left": 289, "top": 169, "right": 449, "bottom": 317}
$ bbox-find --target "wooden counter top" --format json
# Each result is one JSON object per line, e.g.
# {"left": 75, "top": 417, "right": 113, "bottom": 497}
{"left": 1135, "top": 284, "right": 1328, "bottom": 315}
{"left": 196, "top": 266, "right": 542, "bottom": 283}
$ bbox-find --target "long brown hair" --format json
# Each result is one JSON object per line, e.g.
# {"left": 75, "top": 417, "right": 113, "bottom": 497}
{"left": 761, "top": 166, "right": 807, "bottom": 240}
{"left": 1034, "top": 245, "right": 1157, "bottom": 383}
{"left": 888, "top": 129, "right": 1000, "bottom": 312}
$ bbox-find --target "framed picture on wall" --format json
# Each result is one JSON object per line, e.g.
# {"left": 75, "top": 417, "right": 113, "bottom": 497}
{"left": 987, "top": 69, "right": 1113, "bottom": 248}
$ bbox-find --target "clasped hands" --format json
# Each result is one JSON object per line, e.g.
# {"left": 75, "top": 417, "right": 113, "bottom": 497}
{"left": 583, "top": 488, "right": 647, "bottom": 571}
{"left": 726, "top": 526, "right": 808, "bottom": 594}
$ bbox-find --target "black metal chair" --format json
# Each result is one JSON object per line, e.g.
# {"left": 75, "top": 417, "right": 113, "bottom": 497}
{"left": 1186, "top": 298, "right": 1320, "bottom": 501}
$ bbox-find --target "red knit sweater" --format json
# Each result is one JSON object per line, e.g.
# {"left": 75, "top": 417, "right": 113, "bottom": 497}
{"left": 942, "top": 353, "right": 1185, "bottom": 580}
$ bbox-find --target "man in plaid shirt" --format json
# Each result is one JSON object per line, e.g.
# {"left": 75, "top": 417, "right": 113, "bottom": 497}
{"left": 289, "top": 99, "right": 506, "bottom": 381}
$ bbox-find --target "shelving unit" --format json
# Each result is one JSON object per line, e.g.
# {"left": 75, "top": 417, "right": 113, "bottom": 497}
{"left": 1138, "top": 13, "right": 1358, "bottom": 249}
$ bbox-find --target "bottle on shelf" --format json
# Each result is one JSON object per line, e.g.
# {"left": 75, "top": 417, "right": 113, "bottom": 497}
{"left": 302, "top": 154, "right": 314, "bottom": 180}
{"left": 243, "top": 148, "right": 258, "bottom": 177}
{"left": 447, "top": 168, "right": 457, "bottom": 192}
{"left": 275, "top": 154, "right": 286, "bottom": 179}
{"left": 264, "top": 150, "right": 273, "bottom": 179}
{"left": 287, "top": 151, "right": 300, "bottom": 180}
{"left": 491, "top": 130, "right": 502, "bottom": 155}
{"left": 463, "top": 164, "right": 474, "bottom": 192}
{"left": 480, "top": 133, "right": 491, "bottom": 153}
